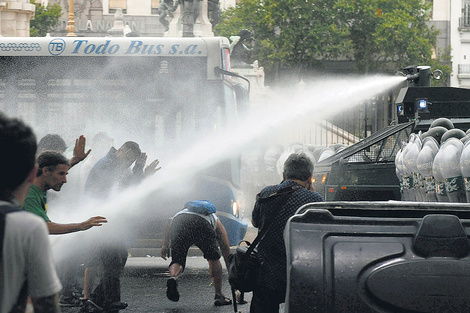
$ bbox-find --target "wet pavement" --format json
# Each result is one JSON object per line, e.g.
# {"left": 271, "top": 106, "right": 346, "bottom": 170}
{"left": 123, "top": 257, "right": 253, "bottom": 313}
{"left": 62, "top": 255, "right": 253, "bottom": 313}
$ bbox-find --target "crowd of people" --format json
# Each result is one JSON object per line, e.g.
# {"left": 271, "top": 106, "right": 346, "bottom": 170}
{"left": 0, "top": 113, "right": 161, "bottom": 313}
{"left": 0, "top": 113, "right": 323, "bottom": 313}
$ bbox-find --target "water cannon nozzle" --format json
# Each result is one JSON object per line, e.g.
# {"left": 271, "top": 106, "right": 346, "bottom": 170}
{"left": 401, "top": 65, "right": 432, "bottom": 87}
{"left": 406, "top": 73, "right": 420, "bottom": 82}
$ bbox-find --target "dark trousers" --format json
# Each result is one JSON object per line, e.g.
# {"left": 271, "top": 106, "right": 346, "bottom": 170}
{"left": 89, "top": 244, "right": 128, "bottom": 306}
{"left": 250, "top": 289, "right": 285, "bottom": 313}
{"left": 57, "top": 249, "right": 86, "bottom": 299}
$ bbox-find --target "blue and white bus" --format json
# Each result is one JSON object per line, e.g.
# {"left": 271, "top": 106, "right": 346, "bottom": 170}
{"left": 0, "top": 36, "right": 248, "bottom": 246}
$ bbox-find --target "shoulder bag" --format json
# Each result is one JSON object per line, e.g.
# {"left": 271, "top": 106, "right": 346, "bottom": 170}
{"left": 227, "top": 185, "right": 302, "bottom": 311}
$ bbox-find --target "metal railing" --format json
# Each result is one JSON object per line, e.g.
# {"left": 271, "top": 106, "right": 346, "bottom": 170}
{"left": 460, "top": 2, "right": 470, "bottom": 27}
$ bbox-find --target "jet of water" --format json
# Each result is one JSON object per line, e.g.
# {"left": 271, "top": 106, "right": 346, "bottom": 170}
{"left": 50, "top": 74, "right": 406, "bottom": 259}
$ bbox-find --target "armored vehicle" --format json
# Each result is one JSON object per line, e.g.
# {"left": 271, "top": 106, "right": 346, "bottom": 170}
{"left": 312, "top": 65, "right": 470, "bottom": 201}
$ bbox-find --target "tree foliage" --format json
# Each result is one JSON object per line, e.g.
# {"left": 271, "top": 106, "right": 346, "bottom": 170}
{"left": 30, "top": 0, "right": 62, "bottom": 37}
{"left": 215, "top": 0, "right": 448, "bottom": 80}
{"left": 337, "top": 0, "right": 439, "bottom": 73}
{"left": 215, "top": 0, "right": 350, "bottom": 78}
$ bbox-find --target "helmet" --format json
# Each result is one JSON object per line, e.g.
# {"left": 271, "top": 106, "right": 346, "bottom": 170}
{"left": 439, "top": 138, "right": 466, "bottom": 202}
{"left": 422, "top": 136, "right": 439, "bottom": 153}
{"left": 441, "top": 129, "right": 467, "bottom": 144}
{"left": 417, "top": 146, "right": 437, "bottom": 177}
{"left": 409, "top": 133, "right": 422, "bottom": 149}
{"left": 462, "top": 135, "right": 470, "bottom": 144}
{"left": 329, "top": 143, "right": 347, "bottom": 152}
{"left": 312, "top": 146, "right": 326, "bottom": 164}
{"left": 430, "top": 118, "right": 454, "bottom": 130}
{"left": 460, "top": 140, "right": 470, "bottom": 177}
{"left": 395, "top": 149, "right": 404, "bottom": 178}
{"left": 402, "top": 140, "right": 420, "bottom": 173}
{"left": 422, "top": 126, "right": 447, "bottom": 144}
{"left": 317, "top": 148, "right": 335, "bottom": 162}
{"left": 439, "top": 138, "right": 464, "bottom": 179}
{"left": 432, "top": 149, "right": 445, "bottom": 182}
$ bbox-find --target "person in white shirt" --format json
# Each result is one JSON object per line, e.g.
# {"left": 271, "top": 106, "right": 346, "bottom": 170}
{"left": 0, "top": 113, "right": 62, "bottom": 313}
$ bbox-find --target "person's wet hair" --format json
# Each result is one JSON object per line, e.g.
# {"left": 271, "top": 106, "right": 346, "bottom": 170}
{"left": 36, "top": 151, "right": 70, "bottom": 177}
{"left": 283, "top": 152, "right": 313, "bottom": 181}
{"left": 38, "top": 133, "right": 67, "bottom": 153}
{"left": 0, "top": 113, "right": 37, "bottom": 200}
{"left": 121, "top": 141, "right": 141, "bottom": 156}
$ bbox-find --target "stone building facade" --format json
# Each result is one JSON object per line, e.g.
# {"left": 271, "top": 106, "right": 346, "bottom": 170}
{"left": 0, "top": 0, "right": 36, "bottom": 36}
{"left": 0, "top": 0, "right": 236, "bottom": 37}
{"left": 432, "top": 0, "right": 470, "bottom": 88}
{"left": 47, "top": 0, "right": 235, "bottom": 37}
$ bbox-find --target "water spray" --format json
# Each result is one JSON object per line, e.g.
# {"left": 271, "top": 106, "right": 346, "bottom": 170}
{"left": 50, "top": 74, "right": 407, "bottom": 262}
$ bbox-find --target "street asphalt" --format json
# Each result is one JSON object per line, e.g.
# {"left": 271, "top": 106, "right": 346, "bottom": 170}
{"left": 61, "top": 225, "right": 260, "bottom": 313}
{"left": 124, "top": 255, "right": 213, "bottom": 275}
{"left": 61, "top": 256, "right": 255, "bottom": 313}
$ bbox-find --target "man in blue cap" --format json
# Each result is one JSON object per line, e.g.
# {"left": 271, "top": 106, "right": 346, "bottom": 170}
{"left": 160, "top": 200, "right": 232, "bottom": 306}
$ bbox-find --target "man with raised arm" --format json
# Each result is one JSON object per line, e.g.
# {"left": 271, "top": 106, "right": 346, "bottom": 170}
{"left": 0, "top": 113, "right": 62, "bottom": 313}
{"left": 24, "top": 150, "right": 107, "bottom": 234}
{"left": 81, "top": 140, "right": 160, "bottom": 313}
{"left": 24, "top": 149, "right": 108, "bottom": 308}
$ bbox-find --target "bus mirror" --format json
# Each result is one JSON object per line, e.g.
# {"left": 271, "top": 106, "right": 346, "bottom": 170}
{"left": 214, "top": 66, "right": 251, "bottom": 94}
{"left": 233, "top": 83, "right": 249, "bottom": 116}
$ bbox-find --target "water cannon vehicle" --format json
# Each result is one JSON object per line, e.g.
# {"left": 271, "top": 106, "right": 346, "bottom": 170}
{"left": 288, "top": 66, "right": 470, "bottom": 312}
{"left": 312, "top": 65, "right": 470, "bottom": 203}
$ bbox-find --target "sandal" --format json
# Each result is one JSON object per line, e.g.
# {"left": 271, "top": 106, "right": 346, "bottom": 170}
{"left": 214, "top": 294, "right": 232, "bottom": 306}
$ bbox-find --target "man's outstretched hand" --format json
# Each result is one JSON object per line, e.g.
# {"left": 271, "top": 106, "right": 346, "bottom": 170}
{"left": 81, "top": 216, "right": 108, "bottom": 230}
{"left": 70, "top": 135, "right": 91, "bottom": 167}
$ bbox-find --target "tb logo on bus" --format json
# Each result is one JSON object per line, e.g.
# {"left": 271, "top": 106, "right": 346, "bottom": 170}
{"left": 48, "top": 38, "right": 66, "bottom": 55}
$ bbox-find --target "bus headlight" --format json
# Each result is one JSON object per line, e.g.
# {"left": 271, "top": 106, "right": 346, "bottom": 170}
{"left": 231, "top": 200, "right": 239, "bottom": 218}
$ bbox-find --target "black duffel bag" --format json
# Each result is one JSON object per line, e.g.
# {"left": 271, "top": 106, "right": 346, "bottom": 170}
{"left": 228, "top": 241, "right": 260, "bottom": 292}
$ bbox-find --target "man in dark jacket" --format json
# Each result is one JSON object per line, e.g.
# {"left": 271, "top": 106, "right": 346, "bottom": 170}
{"left": 82, "top": 141, "right": 160, "bottom": 312}
{"left": 251, "top": 152, "right": 323, "bottom": 313}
